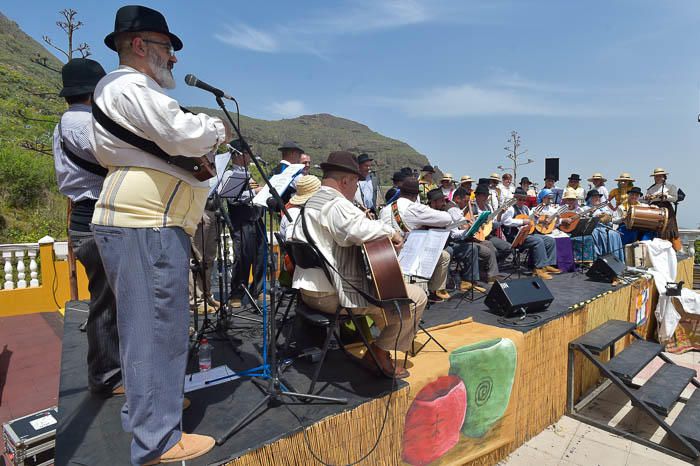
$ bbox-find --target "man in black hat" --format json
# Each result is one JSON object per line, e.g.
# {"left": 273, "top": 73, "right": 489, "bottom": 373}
{"left": 380, "top": 181, "right": 452, "bottom": 302}
{"left": 418, "top": 164, "right": 438, "bottom": 203}
{"left": 354, "top": 153, "right": 379, "bottom": 216}
{"left": 566, "top": 173, "right": 585, "bottom": 206}
{"left": 53, "top": 58, "right": 123, "bottom": 399}
{"left": 385, "top": 171, "right": 408, "bottom": 203}
{"left": 291, "top": 152, "right": 427, "bottom": 378}
{"left": 92, "top": 6, "right": 231, "bottom": 464}
{"left": 272, "top": 140, "right": 305, "bottom": 202}
{"left": 470, "top": 183, "right": 512, "bottom": 262}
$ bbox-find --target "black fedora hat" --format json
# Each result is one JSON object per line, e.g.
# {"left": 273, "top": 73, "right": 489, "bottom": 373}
{"left": 514, "top": 187, "right": 528, "bottom": 197}
{"left": 357, "top": 153, "right": 373, "bottom": 164}
{"left": 59, "top": 58, "right": 106, "bottom": 97}
{"left": 105, "top": 5, "right": 183, "bottom": 52}
{"left": 278, "top": 140, "right": 304, "bottom": 152}
{"left": 520, "top": 176, "right": 532, "bottom": 185}
{"left": 427, "top": 188, "right": 445, "bottom": 202}
{"left": 586, "top": 189, "right": 601, "bottom": 199}
{"left": 421, "top": 164, "right": 435, "bottom": 173}
{"left": 628, "top": 186, "right": 643, "bottom": 196}
{"left": 544, "top": 174, "right": 557, "bottom": 181}
{"left": 319, "top": 151, "right": 360, "bottom": 175}
{"left": 568, "top": 173, "right": 581, "bottom": 181}
{"left": 474, "top": 184, "right": 490, "bottom": 196}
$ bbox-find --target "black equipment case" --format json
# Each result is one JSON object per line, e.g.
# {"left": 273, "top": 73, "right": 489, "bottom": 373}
{"left": 2, "top": 407, "right": 57, "bottom": 466}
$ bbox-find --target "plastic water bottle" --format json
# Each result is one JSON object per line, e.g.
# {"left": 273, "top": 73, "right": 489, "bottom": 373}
{"left": 198, "top": 338, "right": 212, "bottom": 372}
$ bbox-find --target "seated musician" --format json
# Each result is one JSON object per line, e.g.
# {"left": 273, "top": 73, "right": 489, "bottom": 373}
{"left": 645, "top": 167, "right": 681, "bottom": 250}
{"left": 379, "top": 178, "right": 452, "bottom": 302}
{"left": 560, "top": 188, "right": 596, "bottom": 262}
{"left": 565, "top": 173, "right": 585, "bottom": 206}
{"left": 472, "top": 183, "right": 512, "bottom": 262}
{"left": 520, "top": 177, "right": 538, "bottom": 207}
{"left": 448, "top": 188, "right": 500, "bottom": 285}
{"left": 612, "top": 186, "right": 655, "bottom": 245}
{"left": 291, "top": 152, "right": 427, "bottom": 378}
{"left": 585, "top": 189, "right": 624, "bottom": 261}
{"left": 501, "top": 188, "right": 561, "bottom": 280}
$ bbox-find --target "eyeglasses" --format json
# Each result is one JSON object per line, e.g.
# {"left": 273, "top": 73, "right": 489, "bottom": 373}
{"left": 141, "top": 38, "right": 175, "bottom": 56}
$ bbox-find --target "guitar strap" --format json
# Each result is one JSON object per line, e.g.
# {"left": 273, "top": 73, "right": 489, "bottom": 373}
{"left": 58, "top": 121, "right": 108, "bottom": 177}
{"left": 299, "top": 207, "right": 385, "bottom": 307}
{"left": 391, "top": 201, "right": 409, "bottom": 233}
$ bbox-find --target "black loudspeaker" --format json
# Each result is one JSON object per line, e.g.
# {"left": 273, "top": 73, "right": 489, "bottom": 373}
{"left": 544, "top": 157, "right": 560, "bottom": 181}
{"left": 485, "top": 277, "right": 554, "bottom": 316}
{"left": 586, "top": 254, "right": 626, "bottom": 282}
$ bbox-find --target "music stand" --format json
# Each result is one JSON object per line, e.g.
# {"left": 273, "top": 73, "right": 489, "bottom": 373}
{"left": 451, "top": 211, "right": 492, "bottom": 307}
{"left": 218, "top": 170, "right": 249, "bottom": 200}
{"left": 570, "top": 217, "right": 599, "bottom": 273}
{"left": 504, "top": 226, "right": 531, "bottom": 280}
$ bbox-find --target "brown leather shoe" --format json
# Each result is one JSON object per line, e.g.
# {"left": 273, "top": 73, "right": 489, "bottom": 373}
{"left": 435, "top": 289, "right": 450, "bottom": 300}
{"left": 361, "top": 344, "right": 409, "bottom": 379}
{"left": 533, "top": 268, "right": 552, "bottom": 280}
{"left": 544, "top": 265, "right": 561, "bottom": 274}
{"left": 428, "top": 292, "right": 445, "bottom": 303}
{"left": 183, "top": 397, "right": 191, "bottom": 411}
{"left": 111, "top": 385, "right": 125, "bottom": 396}
{"left": 206, "top": 296, "right": 221, "bottom": 310}
{"left": 228, "top": 298, "right": 242, "bottom": 308}
{"left": 459, "top": 281, "right": 474, "bottom": 292}
{"left": 143, "top": 433, "right": 215, "bottom": 465}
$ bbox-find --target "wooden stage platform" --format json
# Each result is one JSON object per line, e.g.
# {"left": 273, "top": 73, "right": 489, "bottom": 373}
{"left": 54, "top": 256, "right": 694, "bottom": 465}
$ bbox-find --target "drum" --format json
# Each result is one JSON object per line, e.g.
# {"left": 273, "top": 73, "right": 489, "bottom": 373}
{"left": 626, "top": 205, "right": 669, "bottom": 233}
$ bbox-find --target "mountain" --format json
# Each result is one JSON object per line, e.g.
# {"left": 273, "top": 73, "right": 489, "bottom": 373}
{"left": 188, "top": 108, "right": 431, "bottom": 183}
{"left": 0, "top": 10, "right": 430, "bottom": 242}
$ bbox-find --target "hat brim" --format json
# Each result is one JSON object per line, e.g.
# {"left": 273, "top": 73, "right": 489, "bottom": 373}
{"left": 104, "top": 30, "right": 183, "bottom": 52}
{"left": 58, "top": 84, "right": 98, "bottom": 97}
{"left": 614, "top": 178, "right": 635, "bottom": 182}
{"left": 587, "top": 177, "right": 607, "bottom": 182}
{"left": 319, "top": 162, "right": 360, "bottom": 176}
{"left": 650, "top": 172, "right": 667, "bottom": 176}
{"left": 289, "top": 193, "right": 314, "bottom": 205}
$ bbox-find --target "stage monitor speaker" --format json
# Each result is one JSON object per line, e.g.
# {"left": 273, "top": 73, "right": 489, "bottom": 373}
{"left": 545, "top": 157, "right": 560, "bottom": 181}
{"left": 586, "top": 254, "right": 626, "bottom": 282}
{"left": 485, "top": 277, "right": 554, "bottom": 316}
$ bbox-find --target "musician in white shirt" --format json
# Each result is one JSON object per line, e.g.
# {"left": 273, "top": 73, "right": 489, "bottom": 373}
{"left": 380, "top": 179, "right": 452, "bottom": 302}
{"left": 587, "top": 173, "right": 609, "bottom": 204}
{"left": 501, "top": 188, "right": 561, "bottom": 280}
{"left": 291, "top": 152, "right": 427, "bottom": 378}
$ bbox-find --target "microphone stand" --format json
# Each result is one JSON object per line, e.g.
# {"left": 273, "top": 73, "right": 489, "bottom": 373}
{"left": 211, "top": 96, "right": 346, "bottom": 447}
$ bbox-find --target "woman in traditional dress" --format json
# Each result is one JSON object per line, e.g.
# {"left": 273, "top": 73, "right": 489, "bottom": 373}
{"left": 645, "top": 167, "right": 681, "bottom": 250}
{"left": 608, "top": 172, "right": 635, "bottom": 210}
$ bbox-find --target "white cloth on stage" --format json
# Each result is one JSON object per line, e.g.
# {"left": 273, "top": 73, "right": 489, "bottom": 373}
{"left": 643, "top": 238, "right": 700, "bottom": 341}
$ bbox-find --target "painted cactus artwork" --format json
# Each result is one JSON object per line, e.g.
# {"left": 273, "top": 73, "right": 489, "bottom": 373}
{"left": 448, "top": 337, "right": 517, "bottom": 438}
{"left": 401, "top": 375, "right": 467, "bottom": 466}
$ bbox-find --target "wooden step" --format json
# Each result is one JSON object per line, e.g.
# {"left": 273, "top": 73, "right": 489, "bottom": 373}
{"left": 635, "top": 363, "right": 696, "bottom": 416}
{"left": 606, "top": 340, "right": 662, "bottom": 383}
{"left": 673, "top": 389, "right": 700, "bottom": 453}
{"left": 571, "top": 320, "right": 636, "bottom": 354}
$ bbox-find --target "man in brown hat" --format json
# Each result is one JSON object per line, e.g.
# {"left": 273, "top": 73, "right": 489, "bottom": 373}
{"left": 380, "top": 179, "right": 453, "bottom": 302}
{"left": 291, "top": 152, "right": 427, "bottom": 378}
{"left": 92, "top": 5, "right": 231, "bottom": 464}
{"left": 586, "top": 173, "right": 609, "bottom": 203}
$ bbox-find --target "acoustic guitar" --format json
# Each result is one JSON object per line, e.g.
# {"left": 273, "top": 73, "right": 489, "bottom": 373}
{"left": 473, "top": 198, "right": 518, "bottom": 241}
{"left": 533, "top": 205, "right": 569, "bottom": 235}
{"left": 514, "top": 208, "right": 538, "bottom": 234}
{"left": 362, "top": 237, "right": 410, "bottom": 310}
{"left": 559, "top": 200, "right": 611, "bottom": 233}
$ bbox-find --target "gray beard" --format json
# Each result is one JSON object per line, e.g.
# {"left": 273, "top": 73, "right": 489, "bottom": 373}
{"left": 147, "top": 49, "right": 176, "bottom": 89}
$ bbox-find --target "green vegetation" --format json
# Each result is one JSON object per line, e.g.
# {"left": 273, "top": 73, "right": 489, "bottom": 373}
{"left": 0, "top": 10, "right": 430, "bottom": 243}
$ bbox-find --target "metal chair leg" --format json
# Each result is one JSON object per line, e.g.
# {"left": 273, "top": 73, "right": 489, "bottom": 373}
{"left": 308, "top": 320, "right": 338, "bottom": 395}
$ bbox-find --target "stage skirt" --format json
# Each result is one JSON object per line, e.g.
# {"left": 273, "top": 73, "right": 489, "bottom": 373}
{"left": 571, "top": 235, "right": 595, "bottom": 262}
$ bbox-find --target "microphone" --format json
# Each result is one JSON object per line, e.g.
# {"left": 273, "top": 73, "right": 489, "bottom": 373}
{"left": 255, "top": 156, "right": 268, "bottom": 167}
{"left": 184, "top": 74, "right": 234, "bottom": 100}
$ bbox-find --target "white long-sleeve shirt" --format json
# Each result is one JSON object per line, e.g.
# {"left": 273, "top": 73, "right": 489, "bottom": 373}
{"left": 379, "top": 197, "right": 453, "bottom": 233}
{"left": 291, "top": 186, "right": 395, "bottom": 293}
{"left": 92, "top": 65, "right": 226, "bottom": 185}
{"left": 646, "top": 182, "right": 678, "bottom": 202}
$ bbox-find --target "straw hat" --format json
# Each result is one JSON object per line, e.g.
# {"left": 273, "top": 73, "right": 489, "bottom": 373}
{"left": 460, "top": 175, "right": 473, "bottom": 184}
{"left": 587, "top": 173, "right": 607, "bottom": 182}
{"left": 614, "top": 172, "right": 635, "bottom": 182}
{"left": 562, "top": 188, "right": 578, "bottom": 200}
{"left": 650, "top": 167, "right": 668, "bottom": 177}
{"left": 289, "top": 175, "right": 321, "bottom": 205}
{"left": 441, "top": 173, "right": 454, "bottom": 181}
{"left": 489, "top": 172, "right": 500, "bottom": 181}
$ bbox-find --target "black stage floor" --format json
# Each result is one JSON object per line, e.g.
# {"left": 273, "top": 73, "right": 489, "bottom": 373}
{"left": 55, "top": 270, "right": 644, "bottom": 465}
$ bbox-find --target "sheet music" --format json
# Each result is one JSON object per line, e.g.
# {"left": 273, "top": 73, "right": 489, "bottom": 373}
{"left": 207, "top": 152, "right": 232, "bottom": 197}
{"left": 252, "top": 163, "right": 305, "bottom": 207}
{"left": 398, "top": 229, "right": 450, "bottom": 278}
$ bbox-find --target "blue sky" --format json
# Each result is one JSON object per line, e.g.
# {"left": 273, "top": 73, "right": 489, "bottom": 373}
{"left": 4, "top": 0, "right": 700, "bottom": 227}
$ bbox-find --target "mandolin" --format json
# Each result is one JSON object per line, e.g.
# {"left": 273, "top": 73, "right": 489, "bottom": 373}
{"left": 474, "top": 198, "right": 517, "bottom": 241}
{"left": 514, "top": 206, "right": 538, "bottom": 234}
{"left": 559, "top": 201, "right": 611, "bottom": 233}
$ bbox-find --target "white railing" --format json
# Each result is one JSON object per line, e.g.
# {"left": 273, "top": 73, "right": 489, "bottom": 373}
{"left": 0, "top": 236, "right": 68, "bottom": 290}
{"left": 679, "top": 229, "right": 700, "bottom": 259}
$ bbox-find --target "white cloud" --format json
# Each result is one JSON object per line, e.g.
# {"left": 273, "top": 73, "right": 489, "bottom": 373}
{"left": 214, "top": 24, "right": 279, "bottom": 53}
{"left": 215, "top": 0, "right": 497, "bottom": 54}
{"left": 374, "top": 82, "right": 618, "bottom": 118}
{"left": 269, "top": 100, "right": 308, "bottom": 118}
